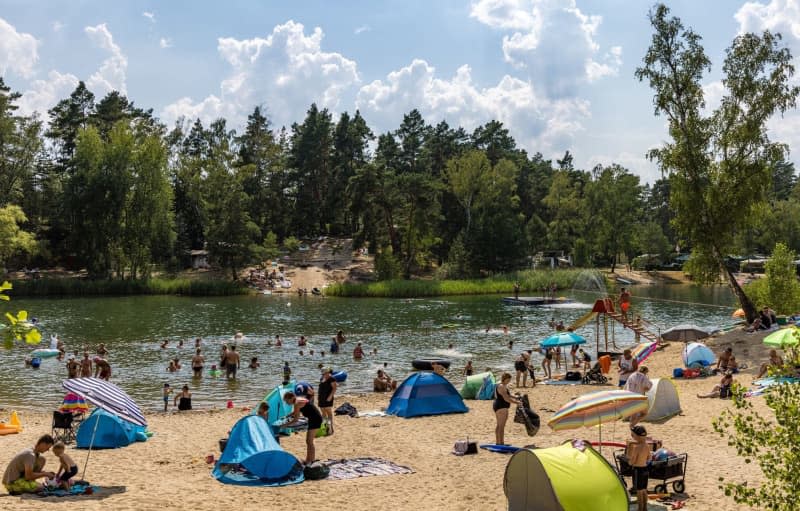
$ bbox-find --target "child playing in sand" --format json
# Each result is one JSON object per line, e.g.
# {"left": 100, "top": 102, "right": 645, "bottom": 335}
{"left": 626, "top": 425, "right": 651, "bottom": 511}
{"left": 162, "top": 383, "right": 172, "bottom": 411}
{"left": 52, "top": 442, "right": 78, "bottom": 491}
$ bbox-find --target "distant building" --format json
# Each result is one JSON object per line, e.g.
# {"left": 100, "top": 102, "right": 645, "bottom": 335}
{"left": 188, "top": 250, "right": 210, "bottom": 269}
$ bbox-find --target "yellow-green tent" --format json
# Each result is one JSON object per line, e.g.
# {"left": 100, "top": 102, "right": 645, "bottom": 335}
{"left": 504, "top": 441, "right": 628, "bottom": 511}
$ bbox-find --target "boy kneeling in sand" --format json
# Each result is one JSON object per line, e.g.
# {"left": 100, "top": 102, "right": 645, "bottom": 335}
{"left": 53, "top": 442, "right": 78, "bottom": 491}
{"left": 626, "top": 425, "right": 651, "bottom": 511}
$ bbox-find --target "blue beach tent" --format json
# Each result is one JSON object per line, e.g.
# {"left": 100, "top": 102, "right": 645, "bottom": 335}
{"left": 683, "top": 342, "right": 716, "bottom": 367}
{"left": 76, "top": 408, "right": 146, "bottom": 449}
{"left": 387, "top": 372, "right": 469, "bottom": 418}
{"left": 213, "top": 416, "right": 304, "bottom": 486}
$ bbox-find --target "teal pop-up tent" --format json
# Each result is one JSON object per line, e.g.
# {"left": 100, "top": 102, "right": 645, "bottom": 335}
{"left": 76, "top": 408, "right": 147, "bottom": 449}
{"left": 387, "top": 372, "right": 468, "bottom": 418}
{"left": 213, "top": 416, "right": 304, "bottom": 486}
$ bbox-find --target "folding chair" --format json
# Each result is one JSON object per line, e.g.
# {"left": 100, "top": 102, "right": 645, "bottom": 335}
{"left": 52, "top": 410, "right": 77, "bottom": 444}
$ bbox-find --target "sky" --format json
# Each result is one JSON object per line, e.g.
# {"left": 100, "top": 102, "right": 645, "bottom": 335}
{"left": 1, "top": 0, "right": 800, "bottom": 183}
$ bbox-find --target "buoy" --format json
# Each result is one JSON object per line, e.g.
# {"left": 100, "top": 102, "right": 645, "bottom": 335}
{"left": 226, "top": 400, "right": 234, "bottom": 409}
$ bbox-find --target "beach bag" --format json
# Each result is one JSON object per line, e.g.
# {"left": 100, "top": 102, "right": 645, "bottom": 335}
{"left": 335, "top": 402, "right": 358, "bottom": 417}
{"left": 304, "top": 461, "right": 330, "bottom": 480}
{"left": 453, "top": 439, "right": 478, "bottom": 456}
{"left": 565, "top": 371, "right": 582, "bottom": 381}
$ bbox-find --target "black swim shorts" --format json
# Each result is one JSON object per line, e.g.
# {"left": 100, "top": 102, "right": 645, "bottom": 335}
{"left": 632, "top": 466, "right": 649, "bottom": 491}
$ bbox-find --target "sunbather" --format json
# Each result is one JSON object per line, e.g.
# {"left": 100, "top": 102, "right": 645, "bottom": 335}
{"left": 755, "top": 349, "right": 784, "bottom": 379}
{"left": 697, "top": 371, "right": 733, "bottom": 398}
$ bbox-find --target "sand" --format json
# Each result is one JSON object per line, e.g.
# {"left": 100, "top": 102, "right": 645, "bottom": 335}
{"left": 0, "top": 327, "right": 779, "bottom": 511}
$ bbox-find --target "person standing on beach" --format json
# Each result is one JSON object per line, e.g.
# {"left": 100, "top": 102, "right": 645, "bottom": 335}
{"left": 225, "top": 345, "right": 240, "bottom": 379}
{"left": 627, "top": 425, "right": 651, "bottom": 511}
{"left": 79, "top": 352, "right": 92, "bottom": 378}
{"left": 541, "top": 347, "right": 553, "bottom": 379}
{"left": 283, "top": 391, "right": 323, "bottom": 464}
{"left": 493, "top": 373, "right": 521, "bottom": 445}
{"left": 624, "top": 367, "right": 652, "bottom": 427}
{"left": 318, "top": 368, "right": 337, "bottom": 434}
{"left": 191, "top": 348, "right": 205, "bottom": 378}
{"left": 514, "top": 352, "right": 530, "bottom": 387}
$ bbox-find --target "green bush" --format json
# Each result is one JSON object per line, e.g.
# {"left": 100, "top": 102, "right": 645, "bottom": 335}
{"left": 744, "top": 243, "right": 800, "bottom": 314}
{"left": 8, "top": 278, "right": 249, "bottom": 297}
{"left": 374, "top": 248, "right": 402, "bottom": 281}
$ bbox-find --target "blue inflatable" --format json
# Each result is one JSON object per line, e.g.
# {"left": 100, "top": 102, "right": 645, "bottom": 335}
{"left": 213, "top": 416, "right": 304, "bottom": 486}
{"left": 332, "top": 371, "right": 347, "bottom": 382}
{"left": 30, "top": 357, "right": 41, "bottom": 369}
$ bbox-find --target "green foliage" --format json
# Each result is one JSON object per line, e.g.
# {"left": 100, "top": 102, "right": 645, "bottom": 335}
{"left": 326, "top": 269, "right": 583, "bottom": 297}
{"left": 261, "top": 231, "right": 281, "bottom": 261}
{"left": 8, "top": 278, "right": 248, "bottom": 297}
{"left": 374, "top": 247, "right": 402, "bottom": 281}
{"left": 0, "top": 205, "right": 36, "bottom": 268}
{"left": 283, "top": 236, "right": 300, "bottom": 254}
{"left": 1, "top": 281, "right": 42, "bottom": 349}
{"left": 713, "top": 380, "right": 800, "bottom": 510}
{"left": 745, "top": 243, "right": 800, "bottom": 314}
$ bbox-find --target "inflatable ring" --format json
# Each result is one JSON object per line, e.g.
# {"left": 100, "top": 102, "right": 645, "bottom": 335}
{"left": 331, "top": 371, "right": 348, "bottom": 382}
{"left": 411, "top": 358, "right": 452, "bottom": 371}
{"left": 31, "top": 349, "right": 60, "bottom": 358}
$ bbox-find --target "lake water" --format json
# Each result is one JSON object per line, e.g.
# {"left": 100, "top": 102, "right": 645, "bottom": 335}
{"left": 0, "top": 280, "right": 737, "bottom": 411}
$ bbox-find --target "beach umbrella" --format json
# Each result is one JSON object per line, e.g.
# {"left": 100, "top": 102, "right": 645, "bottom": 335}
{"left": 763, "top": 328, "right": 799, "bottom": 348}
{"left": 540, "top": 331, "right": 587, "bottom": 348}
{"left": 732, "top": 308, "right": 746, "bottom": 318}
{"left": 547, "top": 390, "right": 649, "bottom": 452}
{"left": 59, "top": 392, "right": 89, "bottom": 415}
{"left": 631, "top": 342, "right": 657, "bottom": 364}
{"left": 660, "top": 324, "right": 710, "bottom": 342}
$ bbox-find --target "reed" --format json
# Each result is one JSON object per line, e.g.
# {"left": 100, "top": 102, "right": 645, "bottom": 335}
{"left": 325, "top": 269, "right": 586, "bottom": 298}
{"left": 8, "top": 278, "right": 249, "bottom": 297}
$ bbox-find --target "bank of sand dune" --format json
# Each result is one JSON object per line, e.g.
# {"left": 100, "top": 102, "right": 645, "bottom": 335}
{"left": 0, "top": 328, "right": 777, "bottom": 511}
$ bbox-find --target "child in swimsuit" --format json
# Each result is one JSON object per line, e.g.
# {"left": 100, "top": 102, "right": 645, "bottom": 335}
{"left": 52, "top": 442, "right": 78, "bottom": 491}
{"left": 162, "top": 383, "right": 172, "bottom": 411}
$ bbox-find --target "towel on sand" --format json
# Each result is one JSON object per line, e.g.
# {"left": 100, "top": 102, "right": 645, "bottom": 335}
{"left": 323, "top": 457, "right": 413, "bottom": 480}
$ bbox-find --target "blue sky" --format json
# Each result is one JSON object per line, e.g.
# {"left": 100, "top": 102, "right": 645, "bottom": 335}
{"left": 1, "top": 0, "right": 799, "bottom": 183}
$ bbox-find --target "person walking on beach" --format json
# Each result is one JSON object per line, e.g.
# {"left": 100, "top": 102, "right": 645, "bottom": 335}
{"left": 493, "top": 373, "right": 521, "bottom": 445}
{"left": 191, "top": 348, "right": 205, "bottom": 378}
{"left": 225, "top": 345, "right": 240, "bottom": 379}
{"left": 79, "top": 352, "right": 92, "bottom": 378}
{"left": 283, "top": 391, "right": 323, "bottom": 465}
{"left": 318, "top": 368, "right": 337, "bottom": 435}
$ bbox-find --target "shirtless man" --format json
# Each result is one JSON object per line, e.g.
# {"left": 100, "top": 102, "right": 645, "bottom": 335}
{"left": 94, "top": 357, "right": 111, "bottom": 380}
{"left": 79, "top": 352, "right": 92, "bottom": 378}
{"left": 97, "top": 343, "right": 108, "bottom": 356}
{"left": 626, "top": 425, "right": 651, "bottom": 511}
{"left": 2, "top": 435, "right": 56, "bottom": 495}
{"left": 66, "top": 356, "right": 79, "bottom": 379}
{"left": 619, "top": 287, "right": 632, "bottom": 322}
{"left": 191, "top": 348, "right": 205, "bottom": 378}
{"left": 715, "top": 347, "right": 733, "bottom": 372}
{"left": 225, "top": 345, "right": 240, "bottom": 379}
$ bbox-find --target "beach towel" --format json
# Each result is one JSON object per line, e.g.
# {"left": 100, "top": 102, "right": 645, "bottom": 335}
{"left": 542, "top": 379, "right": 583, "bottom": 385}
{"left": 357, "top": 410, "right": 387, "bottom": 418}
{"left": 322, "top": 457, "right": 414, "bottom": 480}
{"left": 35, "top": 483, "right": 98, "bottom": 497}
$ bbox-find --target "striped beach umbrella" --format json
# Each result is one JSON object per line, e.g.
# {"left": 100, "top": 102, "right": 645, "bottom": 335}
{"left": 631, "top": 342, "right": 657, "bottom": 364}
{"left": 59, "top": 392, "right": 90, "bottom": 414}
{"left": 548, "top": 390, "right": 648, "bottom": 431}
{"left": 62, "top": 377, "right": 146, "bottom": 426}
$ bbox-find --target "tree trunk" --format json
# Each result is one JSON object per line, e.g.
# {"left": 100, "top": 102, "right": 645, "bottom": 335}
{"left": 722, "top": 264, "right": 757, "bottom": 322}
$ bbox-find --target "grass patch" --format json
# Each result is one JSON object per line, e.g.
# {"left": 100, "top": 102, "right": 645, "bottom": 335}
{"left": 325, "top": 269, "right": 589, "bottom": 298}
{"left": 8, "top": 278, "right": 250, "bottom": 297}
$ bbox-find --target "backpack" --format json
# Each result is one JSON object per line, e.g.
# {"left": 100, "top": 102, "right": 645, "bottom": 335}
{"left": 334, "top": 402, "right": 358, "bottom": 417}
{"left": 565, "top": 371, "right": 582, "bottom": 381}
{"left": 303, "top": 461, "right": 330, "bottom": 480}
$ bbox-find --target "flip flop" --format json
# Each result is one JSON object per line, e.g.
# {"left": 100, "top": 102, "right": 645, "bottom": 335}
{"left": 672, "top": 501, "right": 685, "bottom": 509}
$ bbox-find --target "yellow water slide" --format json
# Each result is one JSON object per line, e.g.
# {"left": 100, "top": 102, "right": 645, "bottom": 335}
{"left": 569, "top": 311, "right": 597, "bottom": 331}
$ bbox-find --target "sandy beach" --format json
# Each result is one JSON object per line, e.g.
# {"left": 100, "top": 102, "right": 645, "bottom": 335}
{"left": 0, "top": 326, "right": 776, "bottom": 511}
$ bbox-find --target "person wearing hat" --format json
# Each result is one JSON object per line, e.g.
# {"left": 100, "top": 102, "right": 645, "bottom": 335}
{"left": 318, "top": 368, "right": 337, "bottom": 434}
{"left": 626, "top": 425, "right": 651, "bottom": 511}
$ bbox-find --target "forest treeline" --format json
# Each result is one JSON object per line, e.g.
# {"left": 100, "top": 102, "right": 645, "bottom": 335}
{"left": 1, "top": 78, "right": 798, "bottom": 280}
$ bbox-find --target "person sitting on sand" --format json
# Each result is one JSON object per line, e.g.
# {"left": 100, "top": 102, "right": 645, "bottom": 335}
{"left": 698, "top": 371, "right": 734, "bottom": 398}
{"left": 174, "top": 385, "right": 192, "bottom": 411}
{"left": 52, "top": 442, "right": 77, "bottom": 491}
{"left": 626, "top": 425, "right": 651, "bottom": 511}
{"left": 373, "top": 370, "right": 396, "bottom": 392}
{"left": 493, "top": 373, "right": 521, "bottom": 446}
{"left": 2, "top": 434, "right": 56, "bottom": 495}
{"left": 283, "top": 391, "right": 323, "bottom": 465}
{"left": 756, "top": 349, "right": 784, "bottom": 379}
{"left": 353, "top": 342, "right": 364, "bottom": 360}
{"left": 715, "top": 347, "right": 733, "bottom": 373}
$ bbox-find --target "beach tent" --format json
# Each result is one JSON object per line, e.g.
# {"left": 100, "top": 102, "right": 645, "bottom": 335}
{"left": 682, "top": 342, "right": 715, "bottom": 367}
{"left": 76, "top": 408, "right": 146, "bottom": 449}
{"left": 460, "top": 371, "right": 495, "bottom": 399}
{"left": 212, "top": 416, "right": 304, "bottom": 486}
{"left": 259, "top": 381, "right": 296, "bottom": 426}
{"left": 643, "top": 378, "right": 682, "bottom": 423}
{"left": 504, "top": 441, "right": 628, "bottom": 511}
{"left": 387, "top": 372, "right": 468, "bottom": 418}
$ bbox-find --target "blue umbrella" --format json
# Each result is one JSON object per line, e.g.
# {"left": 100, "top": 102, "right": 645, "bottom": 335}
{"left": 540, "top": 332, "right": 587, "bottom": 348}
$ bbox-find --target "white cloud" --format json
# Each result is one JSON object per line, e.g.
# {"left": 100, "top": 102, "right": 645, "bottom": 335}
{"left": 52, "top": 21, "right": 64, "bottom": 32}
{"left": 735, "top": 0, "right": 800, "bottom": 39}
{"left": 161, "top": 20, "right": 359, "bottom": 127}
{"left": 586, "top": 152, "right": 661, "bottom": 184}
{"left": 142, "top": 11, "right": 155, "bottom": 23}
{"left": 85, "top": 23, "right": 128, "bottom": 94}
{"left": 354, "top": 25, "right": 371, "bottom": 35}
{"left": 356, "top": 59, "right": 589, "bottom": 155}
{"left": 470, "top": 0, "right": 621, "bottom": 95}
{"left": 0, "top": 17, "right": 39, "bottom": 78}
{"left": 16, "top": 70, "right": 79, "bottom": 116}
{"left": 159, "top": 37, "right": 172, "bottom": 49}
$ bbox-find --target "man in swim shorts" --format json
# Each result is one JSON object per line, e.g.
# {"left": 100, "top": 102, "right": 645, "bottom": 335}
{"left": 225, "top": 345, "right": 240, "bottom": 379}
{"left": 627, "top": 425, "right": 651, "bottom": 511}
{"left": 619, "top": 287, "right": 631, "bottom": 322}
{"left": 3, "top": 434, "right": 56, "bottom": 495}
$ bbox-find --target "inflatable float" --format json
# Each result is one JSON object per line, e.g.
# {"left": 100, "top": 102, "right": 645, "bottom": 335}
{"left": 332, "top": 371, "right": 348, "bottom": 382}
{"left": 480, "top": 444, "right": 520, "bottom": 453}
{"left": 0, "top": 411, "right": 22, "bottom": 435}
{"left": 411, "top": 358, "right": 451, "bottom": 370}
{"left": 31, "top": 348, "right": 60, "bottom": 358}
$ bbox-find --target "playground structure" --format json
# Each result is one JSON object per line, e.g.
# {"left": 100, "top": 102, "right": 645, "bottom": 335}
{"left": 569, "top": 298, "right": 662, "bottom": 356}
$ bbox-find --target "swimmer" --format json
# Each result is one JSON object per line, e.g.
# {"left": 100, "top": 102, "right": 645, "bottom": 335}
{"left": 160, "top": 340, "right": 168, "bottom": 349}
{"left": 507, "top": 340, "right": 514, "bottom": 350}
{"left": 178, "top": 340, "right": 184, "bottom": 348}
{"left": 448, "top": 343, "right": 454, "bottom": 350}
{"left": 275, "top": 335, "right": 283, "bottom": 347}
{"left": 503, "top": 326, "right": 509, "bottom": 334}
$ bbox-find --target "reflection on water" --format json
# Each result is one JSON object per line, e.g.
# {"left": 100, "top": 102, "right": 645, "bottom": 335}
{"left": 0, "top": 285, "right": 735, "bottom": 410}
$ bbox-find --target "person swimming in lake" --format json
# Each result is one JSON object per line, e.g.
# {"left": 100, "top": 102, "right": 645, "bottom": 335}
{"left": 353, "top": 342, "right": 364, "bottom": 360}
{"left": 463, "top": 360, "right": 474, "bottom": 376}
{"left": 298, "top": 335, "right": 307, "bottom": 347}
{"left": 275, "top": 335, "right": 283, "bottom": 347}
{"left": 249, "top": 357, "right": 260, "bottom": 369}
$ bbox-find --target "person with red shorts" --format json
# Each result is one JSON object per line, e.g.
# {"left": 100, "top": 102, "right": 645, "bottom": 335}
{"left": 619, "top": 287, "right": 631, "bottom": 321}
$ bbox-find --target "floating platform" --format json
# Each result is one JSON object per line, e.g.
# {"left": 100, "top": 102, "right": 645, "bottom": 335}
{"left": 502, "top": 296, "right": 575, "bottom": 306}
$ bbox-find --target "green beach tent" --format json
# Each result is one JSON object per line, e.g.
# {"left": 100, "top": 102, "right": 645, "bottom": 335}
{"left": 460, "top": 371, "right": 495, "bottom": 399}
{"left": 504, "top": 441, "right": 628, "bottom": 511}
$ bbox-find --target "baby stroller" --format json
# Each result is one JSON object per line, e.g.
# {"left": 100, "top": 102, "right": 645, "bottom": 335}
{"left": 513, "top": 394, "right": 540, "bottom": 436}
{"left": 582, "top": 362, "right": 608, "bottom": 384}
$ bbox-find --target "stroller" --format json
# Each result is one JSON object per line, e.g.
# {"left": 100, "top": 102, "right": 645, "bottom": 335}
{"left": 513, "top": 394, "right": 540, "bottom": 437}
{"left": 582, "top": 362, "right": 609, "bottom": 384}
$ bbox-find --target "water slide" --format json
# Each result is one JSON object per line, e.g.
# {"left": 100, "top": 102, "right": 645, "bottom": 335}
{"left": 569, "top": 311, "right": 597, "bottom": 331}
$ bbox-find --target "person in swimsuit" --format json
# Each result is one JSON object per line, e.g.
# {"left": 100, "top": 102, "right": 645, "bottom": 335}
{"left": 94, "top": 357, "right": 111, "bottom": 380}
{"left": 52, "top": 441, "right": 78, "bottom": 491}
{"left": 162, "top": 383, "right": 172, "bottom": 411}
{"left": 514, "top": 352, "right": 531, "bottom": 387}
{"left": 97, "top": 343, "right": 109, "bottom": 356}
{"left": 618, "top": 349, "right": 638, "bottom": 387}
{"left": 2, "top": 435, "right": 56, "bottom": 495}
{"left": 317, "top": 368, "right": 337, "bottom": 434}
{"left": 627, "top": 425, "right": 651, "bottom": 511}
{"left": 219, "top": 345, "right": 228, "bottom": 371}
{"left": 463, "top": 360, "right": 474, "bottom": 376}
{"left": 66, "top": 356, "right": 79, "bottom": 379}
{"left": 283, "top": 391, "right": 323, "bottom": 464}
{"left": 224, "top": 345, "right": 239, "bottom": 379}
{"left": 619, "top": 287, "right": 632, "bottom": 322}
{"left": 191, "top": 348, "right": 205, "bottom": 378}
{"left": 79, "top": 352, "right": 92, "bottom": 378}
{"left": 493, "top": 373, "right": 521, "bottom": 445}
{"left": 174, "top": 385, "right": 192, "bottom": 410}
{"left": 541, "top": 347, "right": 553, "bottom": 379}
{"left": 353, "top": 342, "right": 364, "bottom": 360}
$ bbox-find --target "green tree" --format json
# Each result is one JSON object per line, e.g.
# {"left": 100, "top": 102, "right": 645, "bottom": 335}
{"left": 543, "top": 170, "right": 585, "bottom": 253}
{"left": 0, "top": 79, "right": 42, "bottom": 208}
{"left": 757, "top": 243, "right": 800, "bottom": 314}
{"left": 636, "top": 4, "right": 799, "bottom": 321}
{"left": 0, "top": 205, "right": 36, "bottom": 270}
{"left": 445, "top": 150, "right": 489, "bottom": 240}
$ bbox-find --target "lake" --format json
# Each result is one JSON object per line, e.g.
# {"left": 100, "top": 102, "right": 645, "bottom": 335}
{"left": 0, "top": 280, "right": 737, "bottom": 411}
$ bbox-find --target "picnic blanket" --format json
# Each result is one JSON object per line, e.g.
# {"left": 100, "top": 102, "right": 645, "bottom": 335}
{"left": 35, "top": 483, "right": 97, "bottom": 497}
{"left": 323, "top": 457, "right": 413, "bottom": 480}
